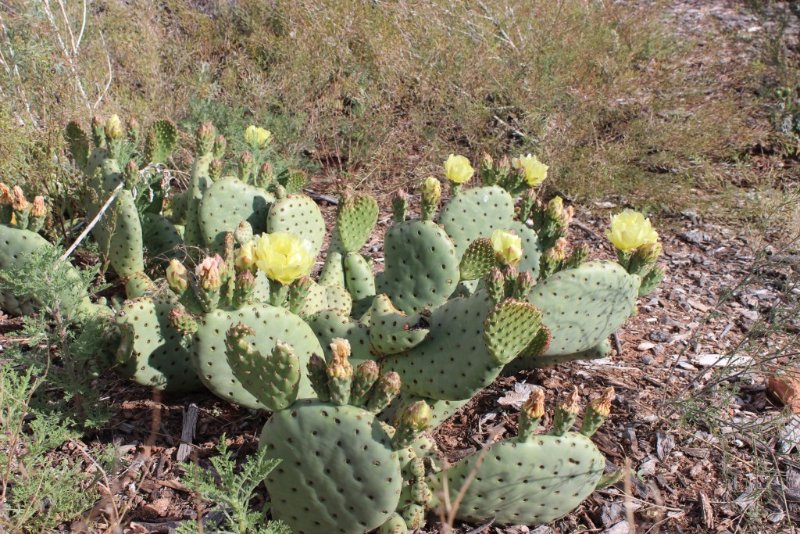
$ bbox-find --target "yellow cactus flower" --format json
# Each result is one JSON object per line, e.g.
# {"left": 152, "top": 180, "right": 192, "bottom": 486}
{"left": 491, "top": 229, "right": 523, "bottom": 266}
{"left": 511, "top": 154, "right": 548, "bottom": 186}
{"left": 254, "top": 232, "right": 315, "bottom": 285}
{"left": 443, "top": 154, "right": 474, "bottom": 184}
{"left": 244, "top": 125, "right": 272, "bottom": 149}
{"left": 606, "top": 210, "right": 659, "bottom": 253}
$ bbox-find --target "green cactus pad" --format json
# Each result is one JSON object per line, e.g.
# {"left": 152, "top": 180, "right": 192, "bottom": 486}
{"left": 459, "top": 238, "right": 496, "bottom": 281}
{"left": 0, "top": 225, "right": 85, "bottom": 316}
{"left": 431, "top": 433, "right": 606, "bottom": 525}
{"left": 337, "top": 194, "right": 379, "bottom": 253}
{"left": 381, "top": 220, "right": 459, "bottom": 314}
{"left": 115, "top": 297, "right": 202, "bottom": 393}
{"left": 379, "top": 513, "right": 408, "bottom": 534}
{"left": 260, "top": 400, "right": 403, "bottom": 534}
{"left": 369, "top": 294, "right": 429, "bottom": 356}
{"left": 383, "top": 290, "right": 517, "bottom": 401}
{"left": 484, "top": 299, "right": 542, "bottom": 364}
{"left": 141, "top": 213, "right": 183, "bottom": 264}
{"left": 343, "top": 252, "right": 376, "bottom": 317}
{"left": 226, "top": 328, "right": 300, "bottom": 411}
{"left": 143, "top": 119, "right": 177, "bottom": 164}
{"left": 319, "top": 250, "right": 346, "bottom": 287}
{"left": 198, "top": 177, "right": 274, "bottom": 251}
{"left": 324, "top": 283, "right": 352, "bottom": 316}
{"left": 439, "top": 185, "right": 515, "bottom": 260}
{"left": 192, "top": 304, "right": 322, "bottom": 409}
{"left": 306, "top": 310, "right": 371, "bottom": 365}
{"left": 381, "top": 395, "right": 468, "bottom": 430}
{"left": 528, "top": 261, "right": 638, "bottom": 357}
{"left": 508, "top": 220, "right": 541, "bottom": 278}
{"left": 266, "top": 194, "right": 326, "bottom": 256}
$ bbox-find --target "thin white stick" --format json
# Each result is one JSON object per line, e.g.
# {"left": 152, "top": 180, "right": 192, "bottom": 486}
{"left": 76, "top": 0, "right": 87, "bottom": 51}
{"left": 59, "top": 182, "right": 123, "bottom": 262}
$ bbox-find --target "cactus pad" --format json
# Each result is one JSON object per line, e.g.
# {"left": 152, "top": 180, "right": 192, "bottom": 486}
{"left": 381, "top": 220, "right": 459, "bottom": 314}
{"left": 192, "top": 304, "right": 322, "bottom": 409}
{"left": 431, "top": 433, "right": 606, "bottom": 525}
{"left": 383, "top": 290, "right": 523, "bottom": 401}
{"left": 336, "top": 194, "right": 379, "bottom": 253}
{"left": 369, "top": 294, "right": 429, "bottom": 356}
{"left": 65, "top": 121, "right": 89, "bottom": 169}
{"left": 260, "top": 400, "right": 403, "bottom": 533}
{"left": 484, "top": 299, "right": 542, "bottom": 364}
{"left": 0, "top": 225, "right": 84, "bottom": 316}
{"left": 508, "top": 220, "right": 541, "bottom": 278}
{"left": 343, "top": 252, "right": 376, "bottom": 317}
{"left": 439, "top": 185, "right": 515, "bottom": 260}
{"left": 141, "top": 212, "right": 183, "bottom": 264}
{"left": 459, "top": 238, "right": 495, "bottom": 281}
{"left": 198, "top": 177, "right": 273, "bottom": 251}
{"left": 143, "top": 119, "right": 177, "bottom": 164}
{"left": 115, "top": 297, "right": 201, "bottom": 393}
{"left": 528, "top": 261, "right": 638, "bottom": 357}
{"left": 266, "top": 194, "right": 326, "bottom": 256}
{"left": 306, "top": 310, "right": 371, "bottom": 365}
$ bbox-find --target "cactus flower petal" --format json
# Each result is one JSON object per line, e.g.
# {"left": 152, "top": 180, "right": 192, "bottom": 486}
{"left": 443, "top": 154, "right": 474, "bottom": 184}
{"left": 254, "top": 232, "right": 315, "bottom": 285}
{"left": 511, "top": 153, "right": 548, "bottom": 186}
{"left": 606, "top": 210, "right": 659, "bottom": 253}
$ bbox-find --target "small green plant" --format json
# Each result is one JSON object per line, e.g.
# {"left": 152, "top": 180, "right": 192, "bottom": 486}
{"left": 178, "top": 436, "right": 291, "bottom": 534}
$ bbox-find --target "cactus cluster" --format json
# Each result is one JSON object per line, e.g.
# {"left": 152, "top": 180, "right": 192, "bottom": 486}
{"left": 1, "top": 117, "right": 667, "bottom": 531}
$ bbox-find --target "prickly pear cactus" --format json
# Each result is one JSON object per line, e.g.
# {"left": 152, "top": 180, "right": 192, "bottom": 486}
{"left": 381, "top": 219, "right": 459, "bottom": 314}
{"left": 198, "top": 177, "right": 274, "bottom": 251}
{"left": 439, "top": 185, "right": 515, "bottom": 261}
{"left": 0, "top": 223, "right": 88, "bottom": 316}
{"left": 115, "top": 297, "right": 202, "bottom": 393}
{"left": 261, "top": 400, "right": 403, "bottom": 533}
{"left": 192, "top": 303, "right": 322, "bottom": 409}
{"left": 432, "top": 433, "right": 606, "bottom": 525}
{"left": 242, "top": 338, "right": 428, "bottom": 534}
{"left": 431, "top": 388, "right": 614, "bottom": 526}
{"left": 266, "top": 193, "right": 326, "bottom": 257}
{"left": 525, "top": 261, "right": 639, "bottom": 361}
{"left": 383, "top": 287, "right": 542, "bottom": 400}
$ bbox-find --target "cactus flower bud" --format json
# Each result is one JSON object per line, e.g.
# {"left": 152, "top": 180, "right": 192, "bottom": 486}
{"left": 420, "top": 176, "right": 441, "bottom": 221}
{"left": 196, "top": 255, "right": 224, "bottom": 291}
{"left": 239, "top": 151, "right": 255, "bottom": 182}
{"left": 511, "top": 270, "right": 534, "bottom": 299}
{"left": 638, "top": 241, "right": 663, "bottom": 263}
{"left": 365, "top": 371, "right": 401, "bottom": 414}
{"left": 124, "top": 160, "right": 140, "bottom": 189}
{"left": 26, "top": 195, "right": 46, "bottom": 232}
{"left": 168, "top": 305, "right": 198, "bottom": 337}
{"left": 393, "top": 400, "right": 431, "bottom": 449}
{"left": 327, "top": 338, "right": 353, "bottom": 405}
{"left": 606, "top": 209, "right": 659, "bottom": 253}
{"left": 105, "top": 114, "right": 124, "bottom": 141}
{"left": 518, "top": 388, "right": 545, "bottom": 441}
{"left": 491, "top": 229, "right": 523, "bottom": 267}
{"left": 350, "top": 360, "right": 380, "bottom": 407}
{"left": 580, "top": 387, "right": 615, "bottom": 437}
{"left": 127, "top": 117, "right": 140, "bottom": 142}
{"left": 209, "top": 159, "right": 223, "bottom": 181}
{"left": 211, "top": 134, "right": 226, "bottom": 160}
{"left": 443, "top": 154, "right": 474, "bottom": 185}
{"left": 511, "top": 153, "right": 548, "bottom": 186}
{"left": 0, "top": 183, "right": 11, "bottom": 205}
{"left": 233, "top": 270, "right": 256, "bottom": 307}
{"left": 91, "top": 115, "right": 105, "bottom": 146}
{"left": 244, "top": 125, "right": 272, "bottom": 149}
{"left": 166, "top": 259, "right": 189, "bottom": 294}
{"left": 392, "top": 190, "right": 409, "bottom": 223}
{"left": 31, "top": 196, "right": 46, "bottom": 218}
{"left": 196, "top": 122, "right": 216, "bottom": 154}
{"left": 551, "top": 386, "right": 580, "bottom": 436}
{"left": 11, "top": 186, "right": 27, "bottom": 211}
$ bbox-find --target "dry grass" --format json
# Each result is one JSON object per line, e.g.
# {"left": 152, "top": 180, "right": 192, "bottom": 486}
{"left": 0, "top": 0, "right": 789, "bottom": 219}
